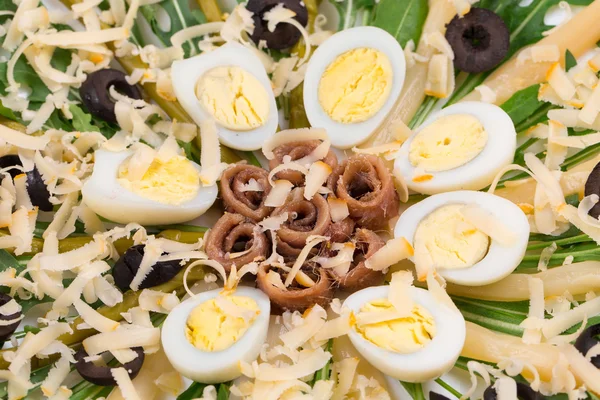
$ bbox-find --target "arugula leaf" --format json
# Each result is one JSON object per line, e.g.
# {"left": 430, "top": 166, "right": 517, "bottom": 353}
{"left": 139, "top": 0, "right": 204, "bottom": 56}
{"left": 178, "top": 382, "right": 208, "bottom": 400}
{"left": 70, "top": 104, "right": 101, "bottom": 132}
{"left": 217, "top": 383, "right": 230, "bottom": 400}
{"left": 0, "top": 99, "right": 18, "bottom": 121}
{"left": 332, "top": 0, "right": 376, "bottom": 31}
{"left": 371, "top": 0, "right": 428, "bottom": 46}
{"left": 400, "top": 382, "right": 426, "bottom": 400}
{"left": 0, "top": 58, "right": 50, "bottom": 103}
{"left": 500, "top": 84, "right": 544, "bottom": 127}
{"left": 565, "top": 49, "right": 578, "bottom": 71}
{"left": 452, "top": 296, "right": 528, "bottom": 336}
{"left": 0, "top": 249, "right": 23, "bottom": 275}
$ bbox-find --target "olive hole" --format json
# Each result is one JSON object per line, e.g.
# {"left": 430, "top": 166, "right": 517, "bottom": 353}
{"left": 462, "top": 25, "right": 491, "bottom": 50}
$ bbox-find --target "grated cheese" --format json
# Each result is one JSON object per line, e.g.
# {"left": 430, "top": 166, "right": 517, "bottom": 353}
{"left": 521, "top": 277, "right": 545, "bottom": 344}
{"left": 255, "top": 347, "right": 331, "bottom": 381}
{"left": 579, "top": 80, "right": 600, "bottom": 124}
{"left": 304, "top": 161, "right": 332, "bottom": 200}
{"left": 73, "top": 298, "right": 119, "bottom": 332}
{"left": 424, "top": 31, "right": 454, "bottom": 59}
{"left": 284, "top": 236, "right": 327, "bottom": 287}
{"left": 112, "top": 367, "right": 141, "bottom": 400}
{"left": 331, "top": 357, "right": 359, "bottom": 400}
{"left": 9, "top": 323, "right": 72, "bottom": 373}
{"left": 547, "top": 63, "right": 576, "bottom": 101}
{"left": 280, "top": 305, "right": 327, "bottom": 349}
{"left": 459, "top": 204, "right": 517, "bottom": 246}
{"left": 425, "top": 54, "right": 455, "bottom": 99}
{"left": 364, "top": 237, "right": 413, "bottom": 271}
{"left": 542, "top": 295, "right": 600, "bottom": 339}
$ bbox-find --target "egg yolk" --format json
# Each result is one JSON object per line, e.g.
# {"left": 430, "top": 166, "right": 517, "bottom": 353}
{"left": 118, "top": 155, "right": 199, "bottom": 205}
{"left": 185, "top": 295, "right": 260, "bottom": 352}
{"left": 355, "top": 299, "right": 436, "bottom": 353}
{"left": 414, "top": 204, "right": 489, "bottom": 269}
{"left": 409, "top": 114, "right": 488, "bottom": 172}
{"left": 195, "top": 66, "right": 269, "bottom": 131}
{"left": 318, "top": 48, "right": 393, "bottom": 124}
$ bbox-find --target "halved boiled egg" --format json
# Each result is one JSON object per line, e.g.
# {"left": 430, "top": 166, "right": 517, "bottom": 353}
{"left": 82, "top": 149, "right": 217, "bottom": 225}
{"left": 161, "top": 287, "right": 270, "bottom": 383}
{"left": 303, "top": 26, "right": 406, "bottom": 148}
{"left": 343, "top": 285, "right": 465, "bottom": 383}
{"left": 171, "top": 42, "right": 278, "bottom": 151}
{"left": 394, "top": 190, "right": 529, "bottom": 286}
{"left": 394, "top": 101, "right": 516, "bottom": 194}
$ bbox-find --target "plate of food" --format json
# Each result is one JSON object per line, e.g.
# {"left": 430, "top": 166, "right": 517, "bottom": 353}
{"left": 1, "top": 0, "right": 600, "bottom": 398}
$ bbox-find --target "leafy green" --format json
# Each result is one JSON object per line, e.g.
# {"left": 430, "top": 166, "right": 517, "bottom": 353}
{"left": 0, "top": 249, "right": 23, "bottom": 274}
{"left": 332, "top": 0, "right": 376, "bottom": 31}
{"left": 371, "top": 0, "right": 428, "bottom": 46}
{"left": 434, "top": 378, "right": 462, "bottom": 398}
{"left": 312, "top": 340, "right": 334, "bottom": 384}
{"left": 400, "top": 382, "right": 426, "bottom": 400}
{"left": 177, "top": 382, "right": 208, "bottom": 400}
{"left": 452, "top": 297, "right": 528, "bottom": 337}
{"left": 70, "top": 105, "right": 101, "bottom": 132}
{"left": 217, "top": 383, "right": 230, "bottom": 400}
{"left": 139, "top": 0, "right": 205, "bottom": 56}
{"left": 0, "top": 100, "right": 18, "bottom": 121}
{"left": 0, "top": 58, "right": 50, "bottom": 103}
{"left": 565, "top": 49, "right": 578, "bottom": 71}
{"left": 500, "top": 84, "right": 544, "bottom": 127}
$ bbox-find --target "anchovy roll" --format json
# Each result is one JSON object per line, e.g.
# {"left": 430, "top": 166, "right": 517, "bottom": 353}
{"left": 334, "top": 228, "right": 386, "bottom": 291}
{"left": 256, "top": 263, "right": 335, "bottom": 313}
{"left": 269, "top": 140, "right": 338, "bottom": 185}
{"left": 272, "top": 188, "right": 331, "bottom": 254}
{"left": 205, "top": 213, "right": 270, "bottom": 271}
{"left": 331, "top": 154, "right": 399, "bottom": 229}
{"left": 324, "top": 217, "right": 355, "bottom": 243}
{"left": 220, "top": 164, "right": 273, "bottom": 221}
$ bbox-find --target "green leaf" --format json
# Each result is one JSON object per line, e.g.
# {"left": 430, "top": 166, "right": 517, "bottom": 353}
{"left": 217, "top": 383, "right": 231, "bottom": 400}
{"left": 565, "top": 49, "right": 578, "bottom": 71}
{"left": 178, "top": 382, "right": 208, "bottom": 400}
{"left": 371, "top": 0, "right": 428, "bottom": 46}
{"left": 400, "top": 382, "right": 426, "bottom": 400}
{"left": 0, "top": 99, "right": 18, "bottom": 121}
{"left": 332, "top": 0, "right": 376, "bottom": 31}
{"left": 0, "top": 57, "right": 50, "bottom": 103}
{"left": 500, "top": 84, "right": 545, "bottom": 127}
{"left": 0, "top": 249, "right": 23, "bottom": 274}
{"left": 452, "top": 297, "right": 528, "bottom": 336}
{"left": 312, "top": 339, "right": 334, "bottom": 384}
{"left": 139, "top": 0, "right": 205, "bottom": 56}
{"left": 69, "top": 104, "right": 101, "bottom": 132}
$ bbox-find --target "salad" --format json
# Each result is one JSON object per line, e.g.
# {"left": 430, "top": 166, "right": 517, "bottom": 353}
{"left": 1, "top": 0, "right": 600, "bottom": 398}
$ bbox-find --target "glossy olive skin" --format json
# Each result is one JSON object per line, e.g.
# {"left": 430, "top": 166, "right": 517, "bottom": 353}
{"left": 75, "top": 347, "right": 145, "bottom": 386}
{"left": 585, "top": 162, "right": 600, "bottom": 218}
{"left": 0, "top": 293, "right": 21, "bottom": 347}
{"left": 574, "top": 322, "right": 600, "bottom": 368}
{"left": 445, "top": 8, "right": 510, "bottom": 73}
{"left": 79, "top": 69, "right": 142, "bottom": 124}
{"left": 0, "top": 155, "right": 53, "bottom": 211}
{"left": 483, "top": 382, "right": 545, "bottom": 400}
{"left": 112, "top": 245, "right": 184, "bottom": 292}
{"left": 246, "top": 0, "right": 308, "bottom": 49}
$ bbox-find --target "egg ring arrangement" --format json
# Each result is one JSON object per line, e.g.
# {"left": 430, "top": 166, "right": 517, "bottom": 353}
{"left": 2, "top": 0, "right": 600, "bottom": 398}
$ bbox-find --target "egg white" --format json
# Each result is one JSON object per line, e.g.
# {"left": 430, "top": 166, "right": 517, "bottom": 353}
{"left": 161, "top": 287, "right": 270, "bottom": 383}
{"left": 394, "top": 190, "right": 530, "bottom": 286}
{"left": 303, "top": 26, "right": 406, "bottom": 149}
{"left": 81, "top": 150, "right": 217, "bottom": 225}
{"left": 394, "top": 101, "right": 516, "bottom": 194}
{"left": 343, "top": 285, "right": 465, "bottom": 383}
{"left": 171, "top": 42, "right": 278, "bottom": 151}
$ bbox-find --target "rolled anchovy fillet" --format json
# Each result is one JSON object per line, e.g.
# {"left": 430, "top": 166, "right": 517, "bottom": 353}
{"left": 324, "top": 217, "right": 355, "bottom": 243}
{"left": 272, "top": 188, "right": 331, "bottom": 255}
{"left": 256, "top": 263, "right": 335, "bottom": 313}
{"left": 268, "top": 140, "right": 338, "bottom": 185}
{"left": 331, "top": 154, "right": 399, "bottom": 230}
{"left": 333, "top": 228, "right": 386, "bottom": 292}
{"left": 205, "top": 213, "right": 270, "bottom": 271}
{"left": 220, "top": 164, "right": 273, "bottom": 221}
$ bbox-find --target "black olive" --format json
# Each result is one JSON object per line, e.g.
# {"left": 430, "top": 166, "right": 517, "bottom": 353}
{"left": 430, "top": 392, "right": 452, "bottom": 400}
{"left": 0, "top": 155, "right": 53, "bottom": 211}
{"left": 0, "top": 293, "right": 21, "bottom": 347}
{"left": 75, "top": 346, "right": 145, "bottom": 386}
{"left": 112, "top": 244, "right": 183, "bottom": 292}
{"left": 26, "top": 167, "right": 53, "bottom": 212}
{"left": 445, "top": 8, "right": 510, "bottom": 74}
{"left": 246, "top": 0, "right": 308, "bottom": 50}
{"left": 584, "top": 162, "right": 600, "bottom": 219}
{"left": 79, "top": 69, "right": 142, "bottom": 124}
{"left": 0, "top": 155, "right": 24, "bottom": 180}
{"left": 483, "top": 382, "right": 545, "bottom": 400}
{"left": 574, "top": 322, "right": 600, "bottom": 368}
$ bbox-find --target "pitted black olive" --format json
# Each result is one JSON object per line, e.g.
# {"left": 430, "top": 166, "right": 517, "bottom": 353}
{"left": 430, "top": 392, "right": 452, "bottom": 400}
{"left": 584, "top": 162, "right": 600, "bottom": 218}
{"left": 445, "top": 8, "right": 510, "bottom": 74}
{"left": 75, "top": 346, "right": 144, "bottom": 386}
{"left": 112, "top": 244, "right": 183, "bottom": 292}
{"left": 26, "top": 167, "right": 53, "bottom": 212}
{"left": 0, "top": 155, "right": 53, "bottom": 211}
{"left": 246, "top": 0, "right": 308, "bottom": 50}
{"left": 79, "top": 69, "right": 142, "bottom": 124}
{"left": 574, "top": 322, "right": 600, "bottom": 368}
{"left": 0, "top": 155, "right": 24, "bottom": 180}
{"left": 483, "top": 382, "right": 545, "bottom": 400}
{"left": 0, "top": 293, "right": 22, "bottom": 347}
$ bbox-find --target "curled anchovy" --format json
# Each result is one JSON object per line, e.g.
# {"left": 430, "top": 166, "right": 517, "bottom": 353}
{"left": 205, "top": 213, "right": 270, "bottom": 272}
{"left": 269, "top": 140, "right": 338, "bottom": 185}
{"left": 221, "top": 164, "right": 273, "bottom": 221}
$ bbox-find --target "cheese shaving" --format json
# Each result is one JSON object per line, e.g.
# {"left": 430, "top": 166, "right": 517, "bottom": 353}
{"left": 547, "top": 63, "right": 576, "bottom": 101}
{"left": 262, "top": 128, "right": 328, "bottom": 160}
{"left": 327, "top": 198, "right": 349, "bottom": 223}
{"left": 83, "top": 326, "right": 160, "bottom": 356}
{"left": 255, "top": 347, "right": 331, "bottom": 381}
{"left": 264, "top": 180, "right": 294, "bottom": 208}
{"left": 521, "top": 277, "right": 544, "bottom": 344}
{"left": 73, "top": 298, "right": 119, "bottom": 332}
{"left": 280, "top": 305, "right": 327, "bottom": 349}
{"left": 284, "top": 235, "right": 327, "bottom": 287}
{"left": 537, "top": 242, "right": 557, "bottom": 272}
{"left": 542, "top": 295, "right": 600, "bottom": 339}
{"left": 388, "top": 270, "right": 414, "bottom": 317}
{"left": 364, "top": 237, "right": 413, "bottom": 271}
{"left": 304, "top": 161, "right": 331, "bottom": 200}
{"left": 459, "top": 204, "right": 517, "bottom": 246}
{"left": 424, "top": 31, "right": 454, "bottom": 59}
{"left": 112, "top": 367, "right": 141, "bottom": 400}
{"left": 580, "top": 81, "right": 600, "bottom": 124}
{"left": 10, "top": 323, "right": 72, "bottom": 373}
{"left": 560, "top": 343, "right": 600, "bottom": 393}
{"left": 424, "top": 54, "right": 455, "bottom": 99}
